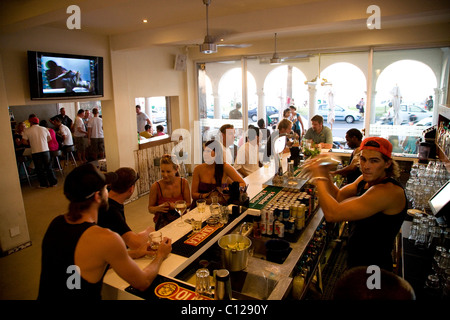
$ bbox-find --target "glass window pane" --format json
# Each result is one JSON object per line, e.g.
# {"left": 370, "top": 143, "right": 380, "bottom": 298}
{"left": 370, "top": 48, "right": 444, "bottom": 155}
{"left": 197, "top": 60, "right": 244, "bottom": 163}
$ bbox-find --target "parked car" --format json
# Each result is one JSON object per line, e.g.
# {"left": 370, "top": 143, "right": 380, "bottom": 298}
{"left": 248, "top": 105, "right": 279, "bottom": 122}
{"left": 151, "top": 110, "right": 166, "bottom": 124}
{"left": 318, "top": 104, "right": 361, "bottom": 123}
{"left": 413, "top": 116, "right": 433, "bottom": 127}
{"left": 399, "top": 105, "right": 432, "bottom": 124}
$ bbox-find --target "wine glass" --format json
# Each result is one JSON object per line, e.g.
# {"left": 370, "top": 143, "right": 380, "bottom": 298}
{"left": 175, "top": 200, "right": 187, "bottom": 226}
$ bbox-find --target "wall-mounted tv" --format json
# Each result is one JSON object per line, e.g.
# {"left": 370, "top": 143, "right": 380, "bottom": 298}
{"left": 27, "top": 51, "right": 103, "bottom": 100}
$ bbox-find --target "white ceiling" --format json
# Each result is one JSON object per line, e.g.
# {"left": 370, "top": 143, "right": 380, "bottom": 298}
{"left": 1, "top": 0, "right": 449, "bottom": 51}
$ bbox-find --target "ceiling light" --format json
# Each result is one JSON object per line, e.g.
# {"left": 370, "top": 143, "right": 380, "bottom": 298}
{"left": 200, "top": 42, "right": 217, "bottom": 54}
{"left": 270, "top": 33, "right": 282, "bottom": 64}
{"left": 142, "top": 19, "right": 148, "bottom": 23}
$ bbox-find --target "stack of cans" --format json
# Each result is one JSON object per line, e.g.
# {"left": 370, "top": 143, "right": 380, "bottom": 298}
{"left": 258, "top": 187, "right": 315, "bottom": 238}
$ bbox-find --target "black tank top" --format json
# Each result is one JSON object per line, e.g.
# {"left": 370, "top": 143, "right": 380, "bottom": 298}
{"left": 38, "top": 215, "right": 103, "bottom": 300}
{"left": 347, "top": 177, "right": 407, "bottom": 271}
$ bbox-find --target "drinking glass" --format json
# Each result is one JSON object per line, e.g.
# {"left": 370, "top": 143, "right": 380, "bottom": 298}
{"left": 408, "top": 225, "right": 419, "bottom": 243}
{"left": 437, "top": 252, "right": 450, "bottom": 281}
{"left": 192, "top": 219, "right": 202, "bottom": 233}
{"left": 432, "top": 246, "right": 446, "bottom": 272}
{"left": 147, "top": 231, "right": 162, "bottom": 259}
{"left": 196, "top": 199, "right": 207, "bottom": 217}
{"left": 415, "top": 224, "right": 428, "bottom": 249}
{"left": 210, "top": 203, "right": 221, "bottom": 221}
{"left": 175, "top": 200, "right": 187, "bottom": 226}
{"left": 219, "top": 206, "right": 229, "bottom": 224}
{"left": 410, "top": 163, "right": 418, "bottom": 178}
{"left": 191, "top": 210, "right": 202, "bottom": 233}
{"left": 211, "top": 196, "right": 219, "bottom": 205}
{"left": 195, "top": 268, "right": 211, "bottom": 298}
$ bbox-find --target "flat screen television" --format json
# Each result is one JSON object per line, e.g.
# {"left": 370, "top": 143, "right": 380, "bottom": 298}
{"left": 28, "top": 51, "right": 103, "bottom": 100}
{"left": 428, "top": 180, "right": 450, "bottom": 218}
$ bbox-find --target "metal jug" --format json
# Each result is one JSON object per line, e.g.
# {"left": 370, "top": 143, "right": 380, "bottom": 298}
{"left": 214, "top": 269, "right": 232, "bottom": 300}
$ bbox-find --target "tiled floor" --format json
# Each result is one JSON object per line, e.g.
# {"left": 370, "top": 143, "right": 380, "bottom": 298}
{"left": 0, "top": 166, "right": 156, "bottom": 300}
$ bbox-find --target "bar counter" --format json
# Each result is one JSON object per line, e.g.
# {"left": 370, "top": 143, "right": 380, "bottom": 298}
{"left": 102, "top": 156, "right": 324, "bottom": 300}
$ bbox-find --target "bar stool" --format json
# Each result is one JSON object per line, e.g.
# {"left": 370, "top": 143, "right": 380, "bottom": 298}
{"left": 50, "top": 150, "right": 64, "bottom": 177}
{"left": 16, "top": 155, "right": 32, "bottom": 187}
{"left": 64, "top": 145, "right": 77, "bottom": 167}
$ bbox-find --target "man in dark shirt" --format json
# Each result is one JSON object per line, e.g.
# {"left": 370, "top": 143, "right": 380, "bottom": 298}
{"left": 331, "top": 128, "right": 363, "bottom": 183}
{"left": 97, "top": 167, "right": 154, "bottom": 258}
{"left": 38, "top": 163, "right": 172, "bottom": 300}
{"left": 53, "top": 107, "right": 73, "bottom": 130}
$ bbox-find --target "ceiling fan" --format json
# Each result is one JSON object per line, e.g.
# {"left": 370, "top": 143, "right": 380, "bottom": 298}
{"left": 259, "top": 33, "right": 312, "bottom": 64}
{"left": 305, "top": 53, "right": 331, "bottom": 85}
{"left": 200, "top": 0, "right": 251, "bottom": 54}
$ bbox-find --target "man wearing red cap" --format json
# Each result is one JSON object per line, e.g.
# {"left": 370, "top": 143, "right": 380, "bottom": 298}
{"left": 22, "top": 116, "right": 58, "bottom": 188}
{"left": 305, "top": 136, "right": 407, "bottom": 272}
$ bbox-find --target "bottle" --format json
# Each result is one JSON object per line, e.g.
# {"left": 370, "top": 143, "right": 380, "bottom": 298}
{"left": 292, "top": 268, "right": 306, "bottom": 300}
{"left": 288, "top": 160, "right": 294, "bottom": 178}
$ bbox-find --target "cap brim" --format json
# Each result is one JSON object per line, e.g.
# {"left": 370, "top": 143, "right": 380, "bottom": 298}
{"left": 104, "top": 172, "right": 118, "bottom": 185}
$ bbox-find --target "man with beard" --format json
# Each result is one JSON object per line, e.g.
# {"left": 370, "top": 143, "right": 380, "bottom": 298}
{"left": 38, "top": 163, "right": 172, "bottom": 300}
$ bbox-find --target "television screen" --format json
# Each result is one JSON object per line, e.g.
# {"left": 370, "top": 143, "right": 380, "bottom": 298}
{"left": 28, "top": 51, "right": 103, "bottom": 100}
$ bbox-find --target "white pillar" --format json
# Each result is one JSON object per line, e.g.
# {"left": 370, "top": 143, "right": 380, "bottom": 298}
{"left": 287, "top": 65, "right": 293, "bottom": 105}
{"left": 307, "top": 83, "right": 318, "bottom": 120}
{"left": 433, "top": 87, "right": 443, "bottom": 123}
{"left": 213, "top": 93, "right": 221, "bottom": 119}
{"left": 257, "top": 88, "right": 265, "bottom": 123}
{"left": 145, "top": 97, "right": 152, "bottom": 117}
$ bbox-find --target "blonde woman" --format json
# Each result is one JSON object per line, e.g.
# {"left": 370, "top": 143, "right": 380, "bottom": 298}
{"left": 148, "top": 154, "right": 191, "bottom": 230}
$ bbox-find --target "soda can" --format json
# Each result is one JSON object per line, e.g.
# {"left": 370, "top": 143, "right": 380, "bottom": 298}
{"left": 303, "top": 195, "right": 312, "bottom": 218}
{"left": 296, "top": 204, "right": 306, "bottom": 230}
{"left": 278, "top": 222, "right": 285, "bottom": 238}
{"left": 283, "top": 208, "right": 290, "bottom": 221}
{"left": 288, "top": 218, "right": 295, "bottom": 233}
{"left": 273, "top": 208, "right": 280, "bottom": 221}
{"left": 267, "top": 221, "right": 273, "bottom": 235}
{"left": 274, "top": 221, "right": 280, "bottom": 236}
{"left": 260, "top": 221, "right": 267, "bottom": 235}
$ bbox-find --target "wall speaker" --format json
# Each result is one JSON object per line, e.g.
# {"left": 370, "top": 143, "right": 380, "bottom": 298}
{"left": 174, "top": 54, "right": 187, "bottom": 71}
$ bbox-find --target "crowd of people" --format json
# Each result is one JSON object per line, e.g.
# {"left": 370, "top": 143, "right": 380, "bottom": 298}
{"left": 13, "top": 107, "right": 105, "bottom": 188}
{"left": 23, "top": 101, "right": 412, "bottom": 300}
{"left": 136, "top": 104, "right": 167, "bottom": 139}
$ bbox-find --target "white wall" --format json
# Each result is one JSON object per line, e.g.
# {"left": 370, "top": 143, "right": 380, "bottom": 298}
{"left": 0, "top": 26, "right": 191, "bottom": 253}
{"left": 107, "top": 46, "right": 190, "bottom": 169}
{"left": 0, "top": 26, "right": 112, "bottom": 253}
